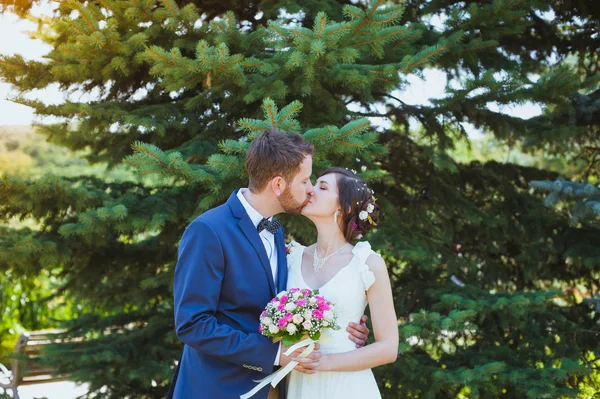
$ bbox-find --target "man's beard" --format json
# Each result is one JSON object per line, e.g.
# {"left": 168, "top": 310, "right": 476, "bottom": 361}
{"left": 278, "top": 186, "right": 309, "bottom": 215}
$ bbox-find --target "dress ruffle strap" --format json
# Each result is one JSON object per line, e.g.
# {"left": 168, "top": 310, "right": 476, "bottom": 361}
{"left": 352, "top": 242, "right": 376, "bottom": 291}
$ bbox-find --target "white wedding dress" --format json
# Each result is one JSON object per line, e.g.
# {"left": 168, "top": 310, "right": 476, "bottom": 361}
{"left": 285, "top": 241, "right": 382, "bottom": 399}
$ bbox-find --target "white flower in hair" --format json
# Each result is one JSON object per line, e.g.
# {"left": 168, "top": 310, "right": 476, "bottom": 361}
{"left": 366, "top": 204, "right": 374, "bottom": 213}
{"left": 359, "top": 210, "right": 369, "bottom": 220}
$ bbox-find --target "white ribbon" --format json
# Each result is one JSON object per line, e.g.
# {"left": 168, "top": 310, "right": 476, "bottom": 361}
{"left": 240, "top": 338, "right": 315, "bottom": 399}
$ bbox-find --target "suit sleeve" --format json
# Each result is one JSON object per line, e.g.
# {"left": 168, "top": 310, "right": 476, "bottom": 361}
{"left": 174, "top": 218, "right": 279, "bottom": 373}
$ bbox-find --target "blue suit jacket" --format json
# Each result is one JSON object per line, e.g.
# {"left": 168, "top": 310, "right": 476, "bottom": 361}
{"left": 171, "top": 191, "right": 288, "bottom": 399}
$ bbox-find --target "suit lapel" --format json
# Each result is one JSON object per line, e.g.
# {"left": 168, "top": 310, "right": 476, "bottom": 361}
{"left": 275, "top": 232, "right": 288, "bottom": 293}
{"left": 228, "top": 191, "right": 276, "bottom": 297}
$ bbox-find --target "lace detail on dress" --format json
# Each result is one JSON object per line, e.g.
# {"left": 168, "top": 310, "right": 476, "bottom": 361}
{"left": 352, "top": 241, "right": 376, "bottom": 291}
{"left": 286, "top": 240, "right": 304, "bottom": 271}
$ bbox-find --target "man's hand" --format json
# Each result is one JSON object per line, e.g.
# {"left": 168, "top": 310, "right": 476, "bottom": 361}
{"left": 347, "top": 315, "right": 370, "bottom": 348}
{"left": 279, "top": 342, "right": 322, "bottom": 374}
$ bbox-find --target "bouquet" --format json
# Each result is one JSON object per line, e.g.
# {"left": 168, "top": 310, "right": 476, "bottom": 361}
{"left": 259, "top": 288, "right": 340, "bottom": 346}
{"left": 240, "top": 288, "right": 339, "bottom": 398}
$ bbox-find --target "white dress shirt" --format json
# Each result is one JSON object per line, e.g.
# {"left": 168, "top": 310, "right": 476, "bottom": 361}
{"left": 237, "top": 189, "right": 282, "bottom": 365}
{"left": 237, "top": 189, "right": 278, "bottom": 283}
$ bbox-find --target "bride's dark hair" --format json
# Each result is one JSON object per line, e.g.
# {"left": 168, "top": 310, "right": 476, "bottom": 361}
{"left": 318, "top": 167, "right": 380, "bottom": 241}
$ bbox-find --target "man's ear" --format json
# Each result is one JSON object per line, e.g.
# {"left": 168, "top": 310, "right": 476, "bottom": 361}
{"left": 270, "top": 176, "right": 287, "bottom": 197}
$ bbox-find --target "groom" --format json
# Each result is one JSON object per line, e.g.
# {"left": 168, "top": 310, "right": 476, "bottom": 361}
{"left": 169, "top": 129, "right": 369, "bottom": 399}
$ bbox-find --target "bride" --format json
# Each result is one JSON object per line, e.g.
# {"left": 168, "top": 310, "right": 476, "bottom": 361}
{"left": 285, "top": 167, "right": 398, "bottom": 398}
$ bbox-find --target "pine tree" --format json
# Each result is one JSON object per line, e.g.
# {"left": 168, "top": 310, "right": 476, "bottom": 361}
{"left": 530, "top": 179, "right": 600, "bottom": 223}
{"left": 1, "top": 1, "right": 599, "bottom": 398}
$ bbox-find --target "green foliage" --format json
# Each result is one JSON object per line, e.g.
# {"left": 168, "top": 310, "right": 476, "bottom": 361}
{"left": 530, "top": 179, "right": 600, "bottom": 224}
{"left": 0, "top": 126, "right": 105, "bottom": 365}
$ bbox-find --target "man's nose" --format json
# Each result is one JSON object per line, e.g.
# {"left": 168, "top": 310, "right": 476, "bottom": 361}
{"left": 307, "top": 182, "right": 315, "bottom": 195}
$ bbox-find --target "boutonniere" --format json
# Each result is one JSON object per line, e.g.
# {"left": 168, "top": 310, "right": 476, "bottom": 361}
{"left": 285, "top": 235, "right": 294, "bottom": 254}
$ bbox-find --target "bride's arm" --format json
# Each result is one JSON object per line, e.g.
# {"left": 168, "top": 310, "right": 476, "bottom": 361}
{"left": 306, "top": 254, "right": 398, "bottom": 372}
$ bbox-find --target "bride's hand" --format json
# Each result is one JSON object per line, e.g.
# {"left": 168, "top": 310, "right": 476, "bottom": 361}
{"left": 291, "top": 348, "right": 322, "bottom": 374}
{"left": 303, "top": 353, "right": 331, "bottom": 372}
{"left": 280, "top": 342, "right": 322, "bottom": 374}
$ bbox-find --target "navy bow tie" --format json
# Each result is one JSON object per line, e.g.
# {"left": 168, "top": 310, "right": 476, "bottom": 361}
{"left": 257, "top": 218, "right": 281, "bottom": 234}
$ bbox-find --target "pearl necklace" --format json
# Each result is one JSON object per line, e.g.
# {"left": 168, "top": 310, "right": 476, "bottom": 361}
{"left": 313, "top": 242, "right": 350, "bottom": 275}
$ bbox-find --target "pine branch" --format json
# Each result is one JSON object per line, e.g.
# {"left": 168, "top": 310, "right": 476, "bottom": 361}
{"left": 530, "top": 178, "right": 600, "bottom": 222}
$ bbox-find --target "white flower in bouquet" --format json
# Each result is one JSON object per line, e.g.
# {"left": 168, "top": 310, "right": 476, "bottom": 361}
{"left": 269, "top": 325, "right": 280, "bottom": 334}
{"left": 286, "top": 324, "right": 297, "bottom": 335}
{"left": 309, "top": 297, "right": 317, "bottom": 305}
{"left": 292, "top": 314, "right": 303, "bottom": 324}
{"left": 302, "top": 320, "right": 312, "bottom": 330}
{"left": 284, "top": 302, "right": 297, "bottom": 311}
{"left": 263, "top": 317, "right": 273, "bottom": 326}
{"left": 303, "top": 311, "right": 312, "bottom": 321}
{"left": 323, "top": 310, "right": 333, "bottom": 321}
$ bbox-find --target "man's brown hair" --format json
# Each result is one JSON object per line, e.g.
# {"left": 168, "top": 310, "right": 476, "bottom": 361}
{"left": 245, "top": 128, "right": 314, "bottom": 192}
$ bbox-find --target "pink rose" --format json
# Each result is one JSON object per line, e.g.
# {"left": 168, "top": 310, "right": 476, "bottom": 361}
{"left": 277, "top": 304, "right": 285, "bottom": 311}
{"left": 285, "top": 313, "right": 294, "bottom": 321}
{"left": 312, "top": 309, "right": 323, "bottom": 320}
{"left": 295, "top": 298, "right": 307, "bottom": 307}
{"left": 302, "top": 288, "right": 312, "bottom": 296}
{"left": 318, "top": 302, "right": 330, "bottom": 311}
{"left": 258, "top": 325, "right": 263, "bottom": 333}
{"left": 278, "top": 318, "right": 288, "bottom": 329}
{"left": 289, "top": 288, "right": 300, "bottom": 293}
{"left": 280, "top": 295, "right": 289, "bottom": 303}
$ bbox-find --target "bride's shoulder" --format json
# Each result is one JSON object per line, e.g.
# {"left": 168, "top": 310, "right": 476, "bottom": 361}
{"left": 358, "top": 242, "right": 384, "bottom": 266}
{"left": 286, "top": 240, "right": 305, "bottom": 251}
{"left": 351, "top": 241, "right": 380, "bottom": 261}
{"left": 285, "top": 240, "right": 306, "bottom": 266}
{"left": 352, "top": 241, "right": 385, "bottom": 290}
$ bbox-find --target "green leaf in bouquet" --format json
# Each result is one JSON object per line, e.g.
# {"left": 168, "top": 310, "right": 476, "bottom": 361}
{"left": 282, "top": 334, "right": 297, "bottom": 347}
